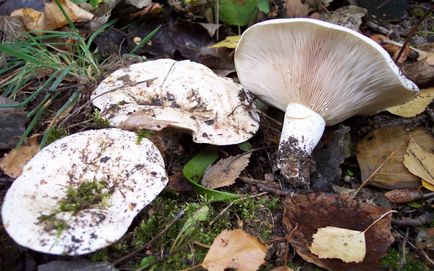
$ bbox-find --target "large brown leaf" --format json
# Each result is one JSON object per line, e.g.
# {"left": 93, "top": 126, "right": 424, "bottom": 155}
{"left": 283, "top": 193, "right": 394, "bottom": 271}
{"left": 356, "top": 127, "right": 434, "bottom": 189}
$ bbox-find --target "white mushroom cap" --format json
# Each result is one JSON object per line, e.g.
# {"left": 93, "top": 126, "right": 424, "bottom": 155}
{"left": 91, "top": 59, "right": 260, "bottom": 145}
{"left": 234, "top": 18, "right": 419, "bottom": 187}
{"left": 235, "top": 18, "right": 418, "bottom": 126}
{"left": 1, "top": 128, "right": 168, "bottom": 255}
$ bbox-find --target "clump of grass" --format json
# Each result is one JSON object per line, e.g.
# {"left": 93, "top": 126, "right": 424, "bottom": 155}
{"left": 136, "top": 129, "right": 155, "bottom": 144}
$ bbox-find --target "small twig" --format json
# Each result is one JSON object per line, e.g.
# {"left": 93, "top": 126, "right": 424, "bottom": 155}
{"left": 239, "top": 176, "right": 289, "bottom": 196}
{"left": 111, "top": 210, "right": 185, "bottom": 267}
{"left": 363, "top": 210, "right": 397, "bottom": 233}
{"left": 395, "top": 5, "right": 434, "bottom": 63}
{"left": 353, "top": 151, "right": 396, "bottom": 197}
{"left": 284, "top": 224, "right": 298, "bottom": 267}
{"left": 418, "top": 246, "right": 434, "bottom": 266}
{"left": 398, "top": 227, "right": 409, "bottom": 271}
{"left": 392, "top": 212, "right": 434, "bottom": 227}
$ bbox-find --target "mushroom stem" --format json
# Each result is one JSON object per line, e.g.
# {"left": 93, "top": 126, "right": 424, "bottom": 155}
{"left": 278, "top": 103, "right": 325, "bottom": 188}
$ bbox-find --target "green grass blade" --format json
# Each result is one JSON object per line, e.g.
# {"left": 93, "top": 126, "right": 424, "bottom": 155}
{"left": 129, "top": 25, "right": 161, "bottom": 55}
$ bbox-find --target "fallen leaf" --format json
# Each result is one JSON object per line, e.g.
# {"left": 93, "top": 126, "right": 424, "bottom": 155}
{"left": 285, "top": 0, "right": 310, "bottom": 17}
{"left": 312, "top": 125, "right": 350, "bottom": 190}
{"left": 283, "top": 193, "right": 394, "bottom": 271}
{"left": 387, "top": 88, "right": 434, "bottom": 117}
{"left": 310, "top": 226, "right": 366, "bottom": 263}
{"left": 402, "top": 53, "right": 434, "bottom": 88}
{"left": 218, "top": 0, "right": 258, "bottom": 26}
{"left": 202, "top": 229, "right": 267, "bottom": 271}
{"left": 210, "top": 35, "right": 240, "bottom": 49}
{"left": 416, "top": 228, "right": 434, "bottom": 251}
{"left": 11, "top": 0, "right": 93, "bottom": 32}
{"left": 202, "top": 153, "right": 251, "bottom": 189}
{"left": 0, "top": 96, "right": 28, "bottom": 149}
{"left": 422, "top": 180, "right": 434, "bottom": 192}
{"left": 403, "top": 138, "right": 434, "bottom": 185}
{"left": 384, "top": 189, "right": 422, "bottom": 204}
{"left": 356, "top": 127, "right": 434, "bottom": 189}
{"left": 0, "top": 137, "right": 40, "bottom": 178}
{"left": 325, "top": 5, "right": 367, "bottom": 31}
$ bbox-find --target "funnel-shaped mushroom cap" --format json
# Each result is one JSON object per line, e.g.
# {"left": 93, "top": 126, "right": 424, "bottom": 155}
{"left": 235, "top": 18, "right": 419, "bottom": 125}
{"left": 91, "top": 59, "right": 260, "bottom": 145}
{"left": 1, "top": 129, "right": 168, "bottom": 255}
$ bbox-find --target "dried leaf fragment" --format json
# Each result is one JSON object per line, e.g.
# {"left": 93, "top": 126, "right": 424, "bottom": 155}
{"left": 202, "top": 229, "right": 266, "bottom": 271}
{"left": 285, "top": 0, "right": 310, "bottom": 17}
{"left": 310, "top": 226, "right": 366, "bottom": 263}
{"left": 0, "top": 137, "right": 39, "bottom": 178}
{"left": 11, "top": 0, "right": 93, "bottom": 32}
{"left": 404, "top": 138, "right": 434, "bottom": 185}
{"left": 387, "top": 87, "right": 434, "bottom": 118}
{"left": 202, "top": 153, "right": 251, "bottom": 189}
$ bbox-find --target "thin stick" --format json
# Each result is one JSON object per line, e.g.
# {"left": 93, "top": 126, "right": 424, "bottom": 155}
{"left": 395, "top": 5, "right": 434, "bottom": 63}
{"left": 363, "top": 210, "right": 397, "bottom": 233}
{"left": 111, "top": 210, "right": 185, "bottom": 266}
{"left": 353, "top": 151, "right": 395, "bottom": 197}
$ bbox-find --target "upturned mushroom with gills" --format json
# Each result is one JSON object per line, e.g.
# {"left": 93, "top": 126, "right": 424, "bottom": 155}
{"left": 235, "top": 18, "right": 419, "bottom": 188}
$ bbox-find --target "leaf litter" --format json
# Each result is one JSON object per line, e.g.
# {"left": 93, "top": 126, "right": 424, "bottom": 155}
{"left": 202, "top": 153, "right": 251, "bottom": 189}
{"left": 283, "top": 193, "right": 394, "bottom": 271}
{"left": 202, "top": 228, "right": 267, "bottom": 271}
{"left": 356, "top": 126, "right": 434, "bottom": 189}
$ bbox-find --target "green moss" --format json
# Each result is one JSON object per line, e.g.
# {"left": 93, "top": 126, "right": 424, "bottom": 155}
{"left": 92, "top": 110, "right": 110, "bottom": 128}
{"left": 136, "top": 129, "right": 155, "bottom": 144}
{"left": 58, "top": 180, "right": 111, "bottom": 214}
{"left": 382, "top": 249, "right": 426, "bottom": 271}
{"left": 88, "top": 194, "right": 281, "bottom": 270}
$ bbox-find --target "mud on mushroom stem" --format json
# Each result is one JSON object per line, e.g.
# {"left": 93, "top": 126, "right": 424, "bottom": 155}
{"left": 278, "top": 103, "right": 325, "bottom": 188}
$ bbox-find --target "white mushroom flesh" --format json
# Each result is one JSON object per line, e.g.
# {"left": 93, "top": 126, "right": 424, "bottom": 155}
{"left": 91, "top": 59, "right": 260, "bottom": 145}
{"left": 1, "top": 128, "right": 168, "bottom": 255}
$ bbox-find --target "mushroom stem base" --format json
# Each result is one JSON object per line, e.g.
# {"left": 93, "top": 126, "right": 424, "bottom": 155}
{"left": 278, "top": 103, "right": 325, "bottom": 188}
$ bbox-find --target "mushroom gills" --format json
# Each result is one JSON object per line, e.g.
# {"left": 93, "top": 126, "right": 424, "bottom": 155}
{"left": 278, "top": 103, "right": 325, "bottom": 188}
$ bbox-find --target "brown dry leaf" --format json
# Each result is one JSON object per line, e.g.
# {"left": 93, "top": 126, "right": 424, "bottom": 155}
{"left": 387, "top": 88, "right": 434, "bottom": 118}
{"left": 402, "top": 53, "right": 434, "bottom": 88}
{"left": 202, "top": 153, "right": 251, "bottom": 189}
{"left": 403, "top": 138, "right": 434, "bottom": 185}
{"left": 202, "top": 229, "right": 267, "bottom": 271}
{"left": 120, "top": 112, "right": 171, "bottom": 131}
{"left": 0, "top": 137, "right": 40, "bottom": 178}
{"left": 283, "top": 193, "right": 394, "bottom": 271}
{"left": 384, "top": 189, "right": 422, "bottom": 204}
{"left": 356, "top": 127, "right": 434, "bottom": 189}
{"left": 285, "top": 0, "right": 310, "bottom": 17}
{"left": 310, "top": 226, "right": 366, "bottom": 263}
{"left": 11, "top": 0, "right": 93, "bottom": 32}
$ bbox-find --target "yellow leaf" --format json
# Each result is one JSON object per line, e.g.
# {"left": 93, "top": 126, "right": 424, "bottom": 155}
{"left": 387, "top": 88, "right": 434, "bottom": 118}
{"left": 310, "top": 226, "right": 366, "bottom": 263}
{"left": 403, "top": 138, "right": 434, "bottom": 185}
{"left": 11, "top": 0, "right": 93, "bottom": 32}
{"left": 210, "top": 36, "right": 240, "bottom": 49}
{"left": 202, "top": 229, "right": 267, "bottom": 271}
{"left": 0, "top": 138, "right": 40, "bottom": 178}
{"left": 202, "top": 153, "right": 251, "bottom": 189}
{"left": 422, "top": 180, "right": 434, "bottom": 192}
